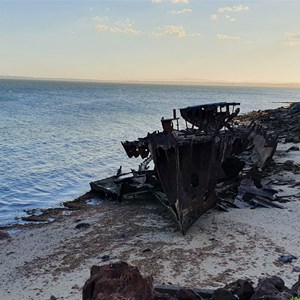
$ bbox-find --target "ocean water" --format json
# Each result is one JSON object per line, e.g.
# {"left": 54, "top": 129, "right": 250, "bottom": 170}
{"left": 1, "top": 79, "right": 299, "bottom": 225}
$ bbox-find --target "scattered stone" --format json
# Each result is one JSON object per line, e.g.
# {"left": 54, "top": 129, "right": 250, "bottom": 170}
{"left": 142, "top": 248, "right": 152, "bottom": 253}
{"left": 278, "top": 254, "right": 298, "bottom": 264}
{"left": 0, "top": 231, "right": 11, "bottom": 240}
{"left": 286, "top": 146, "right": 300, "bottom": 152}
{"left": 49, "top": 296, "right": 57, "bottom": 300}
{"left": 293, "top": 266, "right": 300, "bottom": 273}
{"left": 101, "top": 255, "right": 110, "bottom": 262}
{"left": 75, "top": 223, "right": 90, "bottom": 230}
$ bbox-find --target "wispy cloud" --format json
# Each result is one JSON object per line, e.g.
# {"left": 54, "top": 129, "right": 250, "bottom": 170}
{"left": 225, "top": 15, "right": 236, "bottom": 22}
{"left": 218, "top": 4, "right": 249, "bottom": 14}
{"left": 92, "top": 16, "right": 108, "bottom": 23}
{"left": 284, "top": 32, "right": 300, "bottom": 47}
{"left": 210, "top": 14, "right": 218, "bottom": 22}
{"left": 152, "top": 0, "right": 189, "bottom": 4}
{"left": 95, "top": 18, "right": 140, "bottom": 35}
{"left": 170, "top": 0, "right": 189, "bottom": 3}
{"left": 151, "top": 25, "right": 186, "bottom": 38}
{"left": 216, "top": 33, "right": 240, "bottom": 41}
{"left": 168, "top": 8, "right": 192, "bottom": 15}
{"left": 211, "top": 4, "right": 249, "bottom": 22}
{"left": 151, "top": 25, "right": 199, "bottom": 38}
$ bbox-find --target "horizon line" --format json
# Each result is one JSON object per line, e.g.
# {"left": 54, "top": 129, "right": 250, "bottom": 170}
{"left": 1, "top": 75, "right": 300, "bottom": 88}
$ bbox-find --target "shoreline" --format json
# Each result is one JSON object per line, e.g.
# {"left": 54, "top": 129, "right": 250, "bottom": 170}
{"left": 1, "top": 105, "right": 300, "bottom": 299}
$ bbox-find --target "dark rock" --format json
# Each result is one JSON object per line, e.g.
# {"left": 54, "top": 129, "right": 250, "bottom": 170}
{"left": 82, "top": 261, "right": 154, "bottom": 300}
{"left": 291, "top": 275, "right": 300, "bottom": 296}
{"left": 286, "top": 146, "right": 300, "bottom": 152}
{"left": 0, "top": 231, "right": 10, "bottom": 240}
{"left": 224, "top": 279, "right": 254, "bottom": 300}
{"left": 212, "top": 288, "right": 235, "bottom": 300}
{"left": 293, "top": 266, "right": 300, "bottom": 273}
{"left": 75, "top": 223, "right": 90, "bottom": 229}
{"left": 101, "top": 255, "right": 110, "bottom": 262}
{"left": 278, "top": 254, "right": 298, "bottom": 263}
{"left": 176, "top": 288, "right": 203, "bottom": 299}
{"left": 142, "top": 248, "right": 153, "bottom": 253}
{"left": 49, "top": 296, "right": 57, "bottom": 300}
{"left": 251, "top": 276, "right": 293, "bottom": 300}
{"left": 283, "top": 160, "right": 295, "bottom": 171}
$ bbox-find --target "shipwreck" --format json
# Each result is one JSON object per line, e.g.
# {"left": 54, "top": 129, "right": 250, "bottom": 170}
{"left": 90, "top": 102, "right": 277, "bottom": 234}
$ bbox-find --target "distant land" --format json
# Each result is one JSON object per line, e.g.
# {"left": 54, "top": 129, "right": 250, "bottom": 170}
{"left": 1, "top": 75, "right": 300, "bottom": 89}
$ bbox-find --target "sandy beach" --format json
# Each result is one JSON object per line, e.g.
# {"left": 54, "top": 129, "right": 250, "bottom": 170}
{"left": 0, "top": 138, "right": 299, "bottom": 300}
{"left": 1, "top": 103, "right": 300, "bottom": 300}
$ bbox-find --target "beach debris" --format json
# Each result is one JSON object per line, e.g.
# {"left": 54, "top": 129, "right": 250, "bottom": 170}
{"left": 91, "top": 102, "right": 280, "bottom": 234}
{"left": 293, "top": 267, "right": 300, "bottom": 273}
{"left": 0, "top": 230, "right": 11, "bottom": 240}
{"left": 75, "top": 223, "right": 90, "bottom": 230}
{"left": 287, "top": 146, "right": 300, "bottom": 152}
{"left": 101, "top": 255, "right": 110, "bottom": 262}
{"left": 278, "top": 254, "right": 298, "bottom": 264}
{"left": 142, "top": 248, "right": 152, "bottom": 253}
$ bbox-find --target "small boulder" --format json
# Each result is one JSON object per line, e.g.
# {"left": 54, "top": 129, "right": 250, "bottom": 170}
{"left": 250, "top": 276, "right": 293, "bottom": 300}
{"left": 82, "top": 261, "right": 154, "bottom": 300}
{"left": 224, "top": 279, "right": 254, "bottom": 300}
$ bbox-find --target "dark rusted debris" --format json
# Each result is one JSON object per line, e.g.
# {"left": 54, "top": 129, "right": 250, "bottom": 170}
{"left": 91, "top": 102, "right": 279, "bottom": 234}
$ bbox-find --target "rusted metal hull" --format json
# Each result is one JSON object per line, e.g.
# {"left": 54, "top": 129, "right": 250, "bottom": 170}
{"left": 147, "top": 130, "right": 249, "bottom": 233}
{"left": 90, "top": 102, "right": 278, "bottom": 234}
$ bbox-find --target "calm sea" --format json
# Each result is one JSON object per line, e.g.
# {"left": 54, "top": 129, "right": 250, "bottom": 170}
{"left": 1, "top": 79, "right": 299, "bottom": 225}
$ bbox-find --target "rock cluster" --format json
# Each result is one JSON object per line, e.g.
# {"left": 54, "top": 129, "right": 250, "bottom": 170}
{"left": 236, "top": 102, "right": 300, "bottom": 143}
{"left": 82, "top": 262, "right": 300, "bottom": 300}
{"left": 213, "top": 276, "right": 300, "bottom": 300}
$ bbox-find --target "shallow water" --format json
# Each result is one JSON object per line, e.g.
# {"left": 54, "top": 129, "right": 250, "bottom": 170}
{"left": 1, "top": 79, "right": 299, "bottom": 225}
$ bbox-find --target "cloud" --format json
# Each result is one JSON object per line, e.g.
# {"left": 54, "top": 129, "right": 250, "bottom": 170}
{"left": 210, "top": 14, "right": 218, "bottom": 22}
{"left": 244, "top": 40, "right": 253, "bottom": 45}
{"left": 151, "top": 25, "right": 200, "bottom": 38}
{"left": 92, "top": 16, "right": 108, "bottom": 23}
{"left": 284, "top": 32, "right": 300, "bottom": 47}
{"left": 152, "top": 0, "right": 189, "bottom": 4}
{"left": 168, "top": 8, "right": 192, "bottom": 15}
{"left": 216, "top": 33, "right": 240, "bottom": 41}
{"left": 218, "top": 4, "right": 249, "bottom": 14}
{"left": 151, "top": 25, "right": 187, "bottom": 38}
{"left": 170, "top": 0, "right": 189, "bottom": 3}
{"left": 225, "top": 15, "right": 236, "bottom": 22}
{"left": 96, "top": 18, "right": 140, "bottom": 35}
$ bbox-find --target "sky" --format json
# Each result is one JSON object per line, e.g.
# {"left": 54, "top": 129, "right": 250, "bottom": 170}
{"left": 0, "top": 0, "right": 300, "bottom": 84}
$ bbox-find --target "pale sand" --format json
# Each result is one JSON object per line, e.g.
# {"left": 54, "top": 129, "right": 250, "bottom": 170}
{"left": 0, "top": 143, "right": 299, "bottom": 300}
